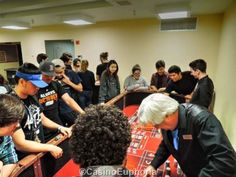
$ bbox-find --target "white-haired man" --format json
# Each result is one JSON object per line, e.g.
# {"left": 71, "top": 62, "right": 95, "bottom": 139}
{"left": 138, "top": 93, "right": 236, "bottom": 177}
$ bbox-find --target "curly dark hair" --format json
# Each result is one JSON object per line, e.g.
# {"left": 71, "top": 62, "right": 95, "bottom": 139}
{"left": 70, "top": 105, "right": 131, "bottom": 168}
{"left": 0, "top": 94, "right": 25, "bottom": 127}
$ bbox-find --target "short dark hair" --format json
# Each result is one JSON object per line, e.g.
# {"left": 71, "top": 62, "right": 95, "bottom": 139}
{"left": 15, "top": 63, "right": 41, "bottom": 84}
{"left": 73, "top": 58, "right": 81, "bottom": 66}
{"left": 0, "top": 94, "right": 25, "bottom": 127}
{"left": 189, "top": 59, "right": 207, "bottom": 73}
{"left": 132, "top": 64, "right": 141, "bottom": 74}
{"left": 36, "top": 53, "right": 48, "bottom": 64}
{"left": 70, "top": 105, "right": 131, "bottom": 168}
{"left": 168, "top": 65, "right": 181, "bottom": 74}
{"left": 77, "top": 55, "right": 83, "bottom": 59}
{"left": 100, "top": 52, "right": 108, "bottom": 60}
{"left": 60, "top": 53, "right": 72, "bottom": 63}
{"left": 155, "top": 60, "right": 165, "bottom": 69}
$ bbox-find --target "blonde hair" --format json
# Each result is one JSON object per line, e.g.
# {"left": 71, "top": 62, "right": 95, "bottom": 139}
{"left": 137, "top": 93, "right": 179, "bottom": 125}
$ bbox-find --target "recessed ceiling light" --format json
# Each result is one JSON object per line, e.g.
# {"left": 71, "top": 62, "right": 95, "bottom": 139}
{"left": 158, "top": 11, "right": 189, "bottom": 19}
{"left": 63, "top": 19, "right": 93, "bottom": 25}
{"left": 61, "top": 13, "right": 95, "bottom": 26}
{"left": 0, "top": 21, "right": 31, "bottom": 30}
{"left": 1, "top": 25, "right": 30, "bottom": 30}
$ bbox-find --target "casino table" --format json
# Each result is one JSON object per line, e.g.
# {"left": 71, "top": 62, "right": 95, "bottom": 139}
{"left": 10, "top": 91, "right": 183, "bottom": 177}
{"left": 54, "top": 104, "right": 181, "bottom": 177}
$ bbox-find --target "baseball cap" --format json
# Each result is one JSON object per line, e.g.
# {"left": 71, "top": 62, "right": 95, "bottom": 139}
{"left": 51, "top": 59, "right": 65, "bottom": 68}
{"left": 39, "top": 61, "right": 55, "bottom": 76}
{"left": 15, "top": 71, "right": 48, "bottom": 88}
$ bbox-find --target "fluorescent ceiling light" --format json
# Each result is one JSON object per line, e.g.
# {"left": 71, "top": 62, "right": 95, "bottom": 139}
{"left": 0, "top": 21, "right": 30, "bottom": 30}
{"left": 1, "top": 25, "right": 29, "bottom": 30}
{"left": 61, "top": 13, "right": 95, "bottom": 25}
{"left": 63, "top": 19, "right": 93, "bottom": 25}
{"left": 158, "top": 11, "right": 189, "bottom": 19}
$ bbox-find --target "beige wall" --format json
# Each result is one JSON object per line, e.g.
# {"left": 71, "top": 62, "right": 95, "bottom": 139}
{"left": 215, "top": 2, "right": 236, "bottom": 148}
{"left": 0, "top": 10, "right": 235, "bottom": 147}
{"left": 0, "top": 62, "right": 19, "bottom": 79}
{"left": 0, "top": 15, "right": 222, "bottom": 88}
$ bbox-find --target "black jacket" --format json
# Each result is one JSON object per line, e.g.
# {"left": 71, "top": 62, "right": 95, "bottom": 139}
{"left": 190, "top": 75, "right": 214, "bottom": 108}
{"left": 151, "top": 104, "right": 236, "bottom": 177}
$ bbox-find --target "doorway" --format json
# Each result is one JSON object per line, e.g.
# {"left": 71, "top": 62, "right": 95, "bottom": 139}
{"left": 45, "top": 40, "right": 75, "bottom": 60}
{"left": 0, "top": 42, "right": 23, "bottom": 85}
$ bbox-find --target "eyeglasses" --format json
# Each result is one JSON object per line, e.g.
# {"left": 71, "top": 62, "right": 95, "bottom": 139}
{"left": 133, "top": 72, "right": 141, "bottom": 75}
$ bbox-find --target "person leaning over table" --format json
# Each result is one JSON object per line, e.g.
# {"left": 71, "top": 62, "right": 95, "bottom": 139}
{"left": 165, "top": 65, "right": 197, "bottom": 103}
{"left": 38, "top": 61, "right": 85, "bottom": 141}
{"left": 150, "top": 60, "right": 169, "bottom": 92}
{"left": 124, "top": 64, "right": 149, "bottom": 91}
{"left": 137, "top": 93, "right": 236, "bottom": 177}
{"left": 70, "top": 105, "right": 134, "bottom": 177}
{"left": 10, "top": 63, "right": 71, "bottom": 160}
{"left": 0, "top": 94, "right": 25, "bottom": 177}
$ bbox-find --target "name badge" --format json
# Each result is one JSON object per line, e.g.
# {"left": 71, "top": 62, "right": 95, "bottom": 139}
{"left": 182, "top": 134, "right": 192, "bottom": 140}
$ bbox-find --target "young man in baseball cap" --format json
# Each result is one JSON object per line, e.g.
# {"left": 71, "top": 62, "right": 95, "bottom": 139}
{"left": 11, "top": 63, "right": 71, "bottom": 160}
{"left": 38, "top": 61, "right": 84, "bottom": 141}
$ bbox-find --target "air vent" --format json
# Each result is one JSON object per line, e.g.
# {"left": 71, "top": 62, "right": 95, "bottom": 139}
{"left": 160, "top": 17, "right": 197, "bottom": 31}
{"left": 116, "top": 0, "right": 131, "bottom": 6}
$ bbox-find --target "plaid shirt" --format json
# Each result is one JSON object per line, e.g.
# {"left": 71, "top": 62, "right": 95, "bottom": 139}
{"left": 0, "top": 136, "right": 18, "bottom": 165}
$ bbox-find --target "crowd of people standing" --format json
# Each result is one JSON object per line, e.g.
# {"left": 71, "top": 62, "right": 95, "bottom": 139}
{"left": 1, "top": 50, "right": 235, "bottom": 177}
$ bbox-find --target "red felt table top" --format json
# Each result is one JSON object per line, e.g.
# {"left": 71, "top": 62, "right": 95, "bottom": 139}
{"left": 54, "top": 105, "right": 180, "bottom": 177}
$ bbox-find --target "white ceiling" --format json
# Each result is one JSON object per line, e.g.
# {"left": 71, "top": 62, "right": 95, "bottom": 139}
{"left": 0, "top": 0, "right": 234, "bottom": 27}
